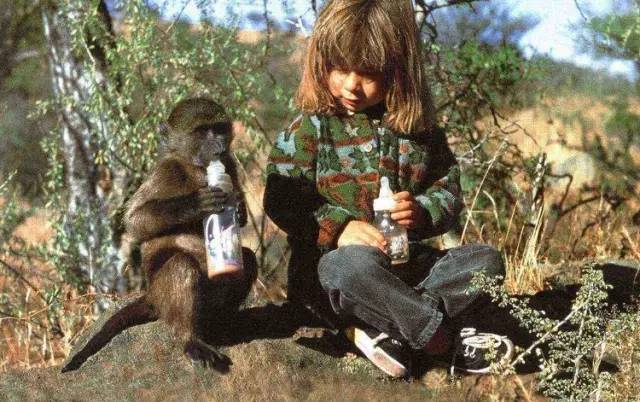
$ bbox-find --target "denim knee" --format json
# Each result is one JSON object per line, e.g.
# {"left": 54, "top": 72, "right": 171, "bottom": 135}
{"left": 318, "top": 245, "right": 387, "bottom": 291}
{"left": 480, "top": 245, "right": 505, "bottom": 278}
{"left": 448, "top": 244, "right": 504, "bottom": 276}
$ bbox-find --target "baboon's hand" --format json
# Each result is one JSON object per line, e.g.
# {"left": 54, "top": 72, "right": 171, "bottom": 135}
{"left": 198, "top": 186, "right": 228, "bottom": 215}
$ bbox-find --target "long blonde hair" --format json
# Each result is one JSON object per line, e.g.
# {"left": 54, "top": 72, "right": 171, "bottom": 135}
{"left": 295, "top": 0, "right": 436, "bottom": 134}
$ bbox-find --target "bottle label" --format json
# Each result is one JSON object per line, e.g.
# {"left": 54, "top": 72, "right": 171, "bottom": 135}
{"left": 204, "top": 211, "right": 243, "bottom": 276}
{"left": 388, "top": 235, "right": 408, "bottom": 258}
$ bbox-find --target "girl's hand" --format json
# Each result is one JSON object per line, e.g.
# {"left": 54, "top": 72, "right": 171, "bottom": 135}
{"left": 337, "top": 220, "right": 386, "bottom": 251}
{"left": 391, "top": 191, "right": 427, "bottom": 229}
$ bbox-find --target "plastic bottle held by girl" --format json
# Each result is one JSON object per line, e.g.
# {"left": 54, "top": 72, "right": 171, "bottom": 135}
{"left": 203, "top": 159, "right": 243, "bottom": 278}
{"left": 373, "top": 177, "right": 409, "bottom": 265}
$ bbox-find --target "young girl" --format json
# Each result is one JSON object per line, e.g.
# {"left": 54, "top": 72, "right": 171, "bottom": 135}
{"left": 264, "top": 0, "right": 512, "bottom": 378}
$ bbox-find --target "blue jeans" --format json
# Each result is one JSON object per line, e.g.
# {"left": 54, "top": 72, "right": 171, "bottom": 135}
{"left": 317, "top": 243, "right": 504, "bottom": 349}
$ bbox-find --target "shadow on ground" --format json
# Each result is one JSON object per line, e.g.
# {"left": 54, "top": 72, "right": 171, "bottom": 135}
{"left": 0, "top": 260, "right": 636, "bottom": 401}
{"left": 208, "top": 260, "right": 639, "bottom": 377}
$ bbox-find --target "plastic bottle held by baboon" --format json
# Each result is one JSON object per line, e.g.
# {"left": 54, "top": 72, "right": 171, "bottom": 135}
{"left": 203, "top": 159, "right": 243, "bottom": 277}
{"left": 373, "top": 176, "right": 409, "bottom": 265}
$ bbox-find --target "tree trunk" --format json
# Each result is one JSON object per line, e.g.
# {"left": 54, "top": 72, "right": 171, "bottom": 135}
{"left": 41, "top": 1, "right": 125, "bottom": 305}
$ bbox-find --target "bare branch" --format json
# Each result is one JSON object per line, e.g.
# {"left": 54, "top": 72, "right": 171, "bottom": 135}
{"left": 574, "top": 0, "right": 589, "bottom": 22}
{"left": 416, "top": 0, "right": 487, "bottom": 19}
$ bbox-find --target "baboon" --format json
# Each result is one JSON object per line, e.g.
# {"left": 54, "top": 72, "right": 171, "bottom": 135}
{"left": 62, "top": 98, "right": 257, "bottom": 372}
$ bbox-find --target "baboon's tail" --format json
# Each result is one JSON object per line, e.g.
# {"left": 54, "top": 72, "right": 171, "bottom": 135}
{"left": 61, "top": 297, "right": 156, "bottom": 372}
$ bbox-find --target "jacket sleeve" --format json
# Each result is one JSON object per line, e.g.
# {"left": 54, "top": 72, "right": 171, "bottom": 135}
{"left": 412, "top": 127, "right": 464, "bottom": 239}
{"left": 264, "top": 114, "right": 354, "bottom": 249}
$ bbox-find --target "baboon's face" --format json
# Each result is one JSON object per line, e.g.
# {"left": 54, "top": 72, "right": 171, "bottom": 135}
{"left": 187, "top": 122, "right": 232, "bottom": 167}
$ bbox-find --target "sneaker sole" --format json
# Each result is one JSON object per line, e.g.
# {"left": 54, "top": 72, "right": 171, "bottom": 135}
{"left": 352, "top": 329, "right": 408, "bottom": 378}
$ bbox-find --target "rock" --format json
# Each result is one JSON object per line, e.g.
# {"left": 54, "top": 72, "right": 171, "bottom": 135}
{"left": 61, "top": 296, "right": 148, "bottom": 372}
{"left": 545, "top": 144, "right": 601, "bottom": 192}
{"left": 594, "top": 259, "right": 640, "bottom": 307}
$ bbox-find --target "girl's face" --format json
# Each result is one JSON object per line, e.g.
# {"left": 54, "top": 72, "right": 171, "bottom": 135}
{"left": 327, "top": 68, "right": 387, "bottom": 113}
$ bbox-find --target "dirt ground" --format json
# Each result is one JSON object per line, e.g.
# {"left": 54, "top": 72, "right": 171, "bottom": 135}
{"left": 0, "top": 299, "right": 548, "bottom": 401}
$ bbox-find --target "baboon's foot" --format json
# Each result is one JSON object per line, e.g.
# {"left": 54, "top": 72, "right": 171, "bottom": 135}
{"left": 183, "top": 337, "right": 231, "bottom": 372}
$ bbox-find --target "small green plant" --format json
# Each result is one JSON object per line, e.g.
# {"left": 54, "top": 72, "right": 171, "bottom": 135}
{"left": 473, "top": 263, "right": 638, "bottom": 400}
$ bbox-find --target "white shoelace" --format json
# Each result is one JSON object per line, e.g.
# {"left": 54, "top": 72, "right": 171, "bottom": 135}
{"left": 371, "top": 332, "right": 402, "bottom": 347}
{"left": 450, "top": 328, "right": 514, "bottom": 375}
{"left": 462, "top": 333, "right": 502, "bottom": 359}
{"left": 371, "top": 332, "right": 389, "bottom": 345}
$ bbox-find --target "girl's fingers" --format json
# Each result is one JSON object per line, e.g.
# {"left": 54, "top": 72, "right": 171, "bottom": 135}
{"left": 338, "top": 220, "right": 405, "bottom": 252}
{"left": 391, "top": 199, "right": 417, "bottom": 213}
{"left": 391, "top": 199, "right": 426, "bottom": 229}
{"left": 351, "top": 221, "right": 386, "bottom": 243}
{"left": 362, "top": 224, "right": 386, "bottom": 243}
{"left": 356, "top": 230, "right": 385, "bottom": 249}
{"left": 391, "top": 210, "right": 414, "bottom": 221}
{"left": 397, "top": 219, "right": 416, "bottom": 228}
{"left": 393, "top": 191, "right": 413, "bottom": 202}
{"left": 393, "top": 210, "right": 425, "bottom": 229}
{"left": 360, "top": 225, "right": 390, "bottom": 251}
{"left": 340, "top": 235, "right": 385, "bottom": 251}
{"left": 338, "top": 221, "right": 385, "bottom": 250}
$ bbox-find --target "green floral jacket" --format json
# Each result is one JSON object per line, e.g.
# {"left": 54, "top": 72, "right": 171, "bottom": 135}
{"left": 264, "top": 109, "right": 463, "bottom": 253}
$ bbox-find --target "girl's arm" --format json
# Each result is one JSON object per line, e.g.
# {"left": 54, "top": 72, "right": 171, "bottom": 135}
{"left": 264, "top": 115, "right": 354, "bottom": 249}
{"left": 412, "top": 127, "right": 464, "bottom": 239}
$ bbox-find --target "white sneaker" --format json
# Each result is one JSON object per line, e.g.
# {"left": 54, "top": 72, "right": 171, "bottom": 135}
{"left": 450, "top": 327, "right": 514, "bottom": 374}
{"left": 346, "top": 326, "right": 410, "bottom": 378}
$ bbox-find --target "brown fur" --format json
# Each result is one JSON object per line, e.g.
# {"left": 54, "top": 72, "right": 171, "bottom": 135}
{"left": 62, "top": 98, "right": 256, "bottom": 372}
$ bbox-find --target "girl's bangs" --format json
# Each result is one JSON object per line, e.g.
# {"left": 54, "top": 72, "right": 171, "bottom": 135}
{"left": 321, "top": 28, "right": 394, "bottom": 74}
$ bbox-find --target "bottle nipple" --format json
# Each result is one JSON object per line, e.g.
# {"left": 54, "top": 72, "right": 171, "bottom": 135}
{"left": 207, "top": 159, "right": 233, "bottom": 193}
{"left": 373, "top": 176, "right": 395, "bottom": 211}
{"left": 379, "top": 177, "right": 392, "bottom": 198}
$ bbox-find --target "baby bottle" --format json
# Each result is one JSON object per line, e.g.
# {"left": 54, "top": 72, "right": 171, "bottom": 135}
{"left": 373, "top": 177, "right": 410, "bottom": 265}
{"left": 203, "top": 159, "right": 243, "bottom": 278}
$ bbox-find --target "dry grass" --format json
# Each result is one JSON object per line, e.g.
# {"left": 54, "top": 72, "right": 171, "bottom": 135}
{"left": 0, "top": 286, "right": 98, "bottom": 372}
{"left": 0, "top": 210, "right": 99, "bottom": 372}
{"left": 608, "top": 318, "right": 640, "bottom": 400}
{"left": 461, "top": 97, "right": 640, "bottom": 291}
{"left": 463, "top": 189, "right": 640, "bottom": 294}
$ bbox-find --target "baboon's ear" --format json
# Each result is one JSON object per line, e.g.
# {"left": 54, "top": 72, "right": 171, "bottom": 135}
{"left": 156, "top": 123, "right": 171, "bottom": 157}
{"left": 158, "top": 123, "right": 170, "bottom": 138}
